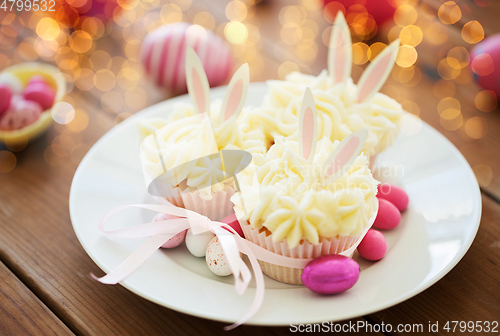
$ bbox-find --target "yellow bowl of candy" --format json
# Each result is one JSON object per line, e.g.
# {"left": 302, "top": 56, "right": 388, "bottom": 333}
{"left": 0, "top": 62, "right": 66, "bottom": 146}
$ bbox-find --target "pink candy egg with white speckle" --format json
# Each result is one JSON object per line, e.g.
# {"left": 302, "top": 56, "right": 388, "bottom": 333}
{"left": 357, "top": 229, "right": 387, "bottom": 261}
{"left": 152, "top": 213, "right": 187, "bottom": 248}
{"left": 221, "top": 213, "right": 244, "bottom": 237}
{"left": 301, "top": 254, "right": 360, "bottom": 294}
{"left": 0, "top": 97, "right": 43, "bottom": 131}
{"left": 206, "top": 236, "right": 233, "bottom": 276}
{"left": 377, "top": 183, "right": 409, "bottom": 211}
{"left": 140, "top": 23, "right": 233, "bottom": 94}
{"left": 27, "top": 75, "right": 49, "bottom": 86}
{"left": 0, "top": 85, "right": 13, "bottom": 116}
{"left": 373, "top": 198, "right": 401, "bottom": 230}
{"left": 23, "top": 83, "right": 56, "bottom": 110}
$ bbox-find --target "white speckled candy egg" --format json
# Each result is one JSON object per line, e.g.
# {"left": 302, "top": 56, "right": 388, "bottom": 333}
{"left": 140, "top": 22, "right": 233, "bottom": 94}
{"left": 185, "top": 228, "right": 215, "bottom": 257}
{"left": 206, "top": 237, "right": 233, "bottom": 276}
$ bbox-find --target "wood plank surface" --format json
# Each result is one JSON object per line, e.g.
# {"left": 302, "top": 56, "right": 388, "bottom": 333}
{"left": 0, "top": 261, "right": 74, "bottom": 336}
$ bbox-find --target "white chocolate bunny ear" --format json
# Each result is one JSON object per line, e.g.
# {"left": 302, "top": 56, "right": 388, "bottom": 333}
{"left": 328, "top": 11, "right": 352, "bottom": 85}
{"left": 356, "top": 39, "right": 400, "bottom": 103}
{"left": 185, "top": 46, "right": 210, "bottom": 114}
{"left": 220, "top": 63, "right": 249, "bottom": 123}
{"left": 299, "top": 87, "right": 317, "bottom": 163}
{"left": 322, "top": 129, "right": 368, "bottom": 186}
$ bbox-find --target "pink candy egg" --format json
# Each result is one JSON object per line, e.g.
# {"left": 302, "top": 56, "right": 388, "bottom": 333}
{"left": 301, "top": 254, "right": 360, "bottom": 294}
{"left": 206, "top": 237, "right": 233, "bottom": 276}
{"left": 152, "top": 213, "right": 187, "bottom": 248}
{"left": 23, "top": 83, "right": 56, "bottom": 110}
{"left": 27, "top": 75, "right": 49, "bottom": 86}
{"left": 373, "top": 198, "right": 401, "bottom": 230}
{"left": 0, "top": 97, "right": 42, "bottom": 131}
{"left": 377, "top": 183, "right": 409, "bottom": 211}
{"left": 0, "top": 84, "right": 13, "bottom": 116}
{"left": 221, "top": 213, "right": 244, "bottom": 237}
{"left": 470, "top": 33, "right": 500, "bottom": 98}
{"left": 140, "top": 23, "right": 233, "bottom": 94}
{"left": 357, "top": 229, "right": 387, "bottom": 261}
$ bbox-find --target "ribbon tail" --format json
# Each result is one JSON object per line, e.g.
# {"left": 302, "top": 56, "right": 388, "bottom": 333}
{"left": 91, "top": 230, "right": 181, "bottom": 285}
{"left": 224, "top": 239, "right": 265, "bottom": 331}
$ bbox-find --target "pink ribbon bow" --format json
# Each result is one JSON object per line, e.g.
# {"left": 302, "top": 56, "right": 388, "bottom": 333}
{"left": 92, "top": 202, "right": 369, "bottom": 330}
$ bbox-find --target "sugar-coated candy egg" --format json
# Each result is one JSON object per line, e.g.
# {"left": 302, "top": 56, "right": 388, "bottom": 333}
{"left": 206, "top": 237, "right": 233, "bottom": 276}
{"left": 221, "top": 213, "right": 244, "bottom": 237}
{"left": 23, "top": 83, "right": 56, "bottom": 110}
{"left": 140, "top": 22, "right": 233, "bottom": 94}
{"left": 377, "top": 183, "right": 409, "bottom": 211}
{"left": 301, "top": 254, "right": 360, "bottom": 294}
{"left": 185, "top": 228, "right": 215, "bottom": 257}
{"left": 0, "top": 73, "right": 23, "bottom": 94}
{"left": 357, "top": 229, "right": 387, "bottom": 261}
{"left": 152, "top": 213, "right": 187, "bottom": 248}
{"left": 0, "top": 97, "right": 42, "bottom": 131}
{"left": 373, "top": 198, "right": 401, "bottom": 230}
{"left": 0, "top": 85, "right": 13, "bottom": 116}
{"left": 470, "top": 34, "right": 500, "bottom": 98}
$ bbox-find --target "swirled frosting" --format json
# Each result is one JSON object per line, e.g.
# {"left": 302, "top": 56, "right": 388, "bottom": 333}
{"left": 231, "top": 137, "right": 378, "bottom": 248}
{"left": 140, "top": 115, "right": 230, "bottom": 200}
{"left": 260, "top": 70, "right": 403, "bottom": 157}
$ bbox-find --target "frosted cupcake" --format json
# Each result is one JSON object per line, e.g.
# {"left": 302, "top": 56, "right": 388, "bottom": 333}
{"left": 140, "top": 48, "right": 265, "bottom": 220}
{"left": 257, "top": 12, "right": 403, "bottom": 161}
{"left": 231, "top": 89, "right": 379, "bottom": 284}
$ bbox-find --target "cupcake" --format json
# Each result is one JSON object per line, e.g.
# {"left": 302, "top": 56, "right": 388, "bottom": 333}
{"left": 256, "top": 12, "right": 403, "bottom": 162}
{"left": 140, "top": 48, "right": 265, "bottom": 220}
{"left": 231, "top": 88, "right": 379, "bottom": 284}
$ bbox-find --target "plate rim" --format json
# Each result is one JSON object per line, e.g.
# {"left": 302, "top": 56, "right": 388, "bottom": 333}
{"left": 69, "top": 82, "right": 482, "bottom": 326}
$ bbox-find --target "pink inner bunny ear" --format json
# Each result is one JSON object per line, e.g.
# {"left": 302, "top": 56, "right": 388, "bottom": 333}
{"left": 328, "top": 12, "right": 352, "bottom": 84}
{"left": 322, "top": 129, "right": 368, "bottom": 185}
{"left": 221, "top": 63, "right": 249, "bottom": 122}
{"left": 357, "top": 39, "right": 400, "bottom": 103}
{"left": 185, "top": 46, "right": 210, "bottom": 114}
{"left": 299, "top": 87, "right": 317, "bottom": 162}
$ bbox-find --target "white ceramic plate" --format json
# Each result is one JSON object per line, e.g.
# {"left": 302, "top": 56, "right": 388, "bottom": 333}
{"left": 70, "top": 83, "right": 481, "bottom": 326}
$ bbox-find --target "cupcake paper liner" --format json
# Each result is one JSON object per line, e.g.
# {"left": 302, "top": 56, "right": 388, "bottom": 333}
{"left": 181, "top": 187, "right": 236, "bottom": 221}
{"left": 240, "top": 220, "right": 360, "bottom": 285}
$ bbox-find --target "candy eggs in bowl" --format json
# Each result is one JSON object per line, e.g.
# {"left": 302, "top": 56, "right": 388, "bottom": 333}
{"left": 0, "top": 62, "right": 66, "bottom": 146}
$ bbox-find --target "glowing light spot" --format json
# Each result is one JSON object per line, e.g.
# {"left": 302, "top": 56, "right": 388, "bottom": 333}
{"left": 52, "top": 102, "right": 76, "bottom": 124}
{"left": 438, "top": 97, "right": 461, "bottom": 114}
{"left": 462, "top": 21, "right": 484, "bottom": 44}
{"left": 394, "top": 5, "right": 417, "bottom": 27}
{"left": 465, "top": 116, "right": 488, "bottom": 139}
{"left": 475, "top": 90, "right": 497, "bottom": 112}
{"left": 224, "top": 21, "right": 248, "bottom": 44}
{"left": 36, "top": 18, "right": 60, "bottom": 41}
{"left": 396, "top": 45, "right": 417, "bottom": 68}
{"left": 446, "top": 47, "right": 470, "bottom": 69}
{"left": 352, "top": 42, "right": 369, "bottom": 65}
{"left": 438, "top": 1, "right": 462, "bottom": 25}
{"left": 69, "top": 30, "right": 93, "bottom": 53}
{"left": 226, "top": 1, "right": 248, "bottom": 21}
{"left": 471, "top": 53, "right": 494, "bottom": 76}
{"left": 0, "top": 151, "right": 16, "bottom": 173}
{"left": 437, "top": 58, "right": 460, "bottom": 80}
{"left": 399, "top": 25, "right": 423, "bottom": 47}
{"left": 93, "top": 70, "right": 117, "bottom": 92}
{"left": 367, "top": 42, "right": 386, "bottom": 61}
{"left": 66, "top": 109, "right": 89, "bottom": 133}
{"left": 440, "top": 113, "right": 463, "bottom": 131}
{"left": 278, "top": 61, "right": 300, "bottom": 80}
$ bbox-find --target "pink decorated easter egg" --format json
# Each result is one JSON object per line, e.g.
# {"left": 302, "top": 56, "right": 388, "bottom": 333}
{"left": 206, "top": 236, "right": 233, "bottom": 276}
{"left": 140, "top": 23, "right": 233, "bottom": 94}
{"left": 0, "top": 85, "right": 13, "bottom": 116}
{"left": 27, "top": 75, "right": 49, "bottom": 86}
{"left": 471, "top": 34, "right": 500, "bottom": 98}
{"left": 221, "top": 213, "right": 244, "bottom": 237}
{"left": 377, "top": 183, "right": 409, "bottom": 211}
{"left": 373, "top": 198, "right": 401, "bottom": 230}
{"left": 23, "top": 83, "right": 56, "bottom": 110}
{"left": 357, "top": 229, "right": 387, "bottom": 261}
{"left": 0, "top": 96, "right": 43, "bottom": 131}
{"left": 302, "top": 254, "right": 360, "bottom": 294}
{"left": 152, "top": 213, "right": 187, "bottom": 248}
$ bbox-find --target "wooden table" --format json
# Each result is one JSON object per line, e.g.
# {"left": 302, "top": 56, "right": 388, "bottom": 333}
{"left": 1, "top": 1, "right": 499, "bottom": 335}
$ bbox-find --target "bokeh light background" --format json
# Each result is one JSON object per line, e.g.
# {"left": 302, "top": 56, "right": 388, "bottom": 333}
{"left": 0, "top": 0, "right": 498, "bottom": 189}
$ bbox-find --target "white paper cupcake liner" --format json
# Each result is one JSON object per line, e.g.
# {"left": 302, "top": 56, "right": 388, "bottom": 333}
{"left": 181, "top": 187, "right": 236, "bottom": 221}
{"left": 240, "top": 221, "right": 360, "bottom": 285}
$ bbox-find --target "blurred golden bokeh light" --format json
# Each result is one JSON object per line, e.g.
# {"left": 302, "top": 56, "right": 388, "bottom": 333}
{"left": 438, "top": 1, "right": 462, "bottom": 25}
{"left": 0, "top": 151, "right": 17, "bottom": 173}
{"left": 465, "top": 116, "right": 488, "bottom": 139}
{"left": 462, "top": 20, "right": 484, "bottom": 44}
{"left": 475, "top": 90, "right": 498, "bottom": 112}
